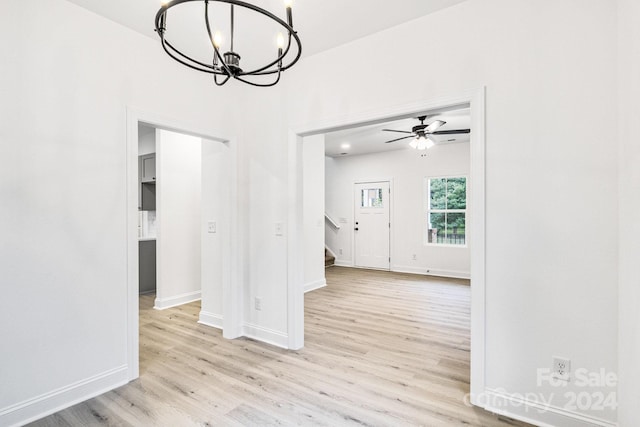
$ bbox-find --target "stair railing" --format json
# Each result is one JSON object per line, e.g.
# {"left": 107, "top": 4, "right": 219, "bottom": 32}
{"left": 324, "top": 212, "right": 341, "bottom": 230}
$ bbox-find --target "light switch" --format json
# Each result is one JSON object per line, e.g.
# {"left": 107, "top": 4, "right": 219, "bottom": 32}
{"left": 207, "top": 221, "right": 216, "bottom": 234}
{"left": 275, "top": 222, "right": 284, "bottom": 236}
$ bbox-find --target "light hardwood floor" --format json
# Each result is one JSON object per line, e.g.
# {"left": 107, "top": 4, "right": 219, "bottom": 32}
{"left": 29, "top": 267, "right": 531, "bottom": 426}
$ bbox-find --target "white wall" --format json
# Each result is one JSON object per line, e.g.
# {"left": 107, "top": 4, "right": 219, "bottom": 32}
{"left": 239, "top": 88, "right": 289, "bottom": 346}
{"left": 156, "top": 129, "right": 202, "bottom": 309}
{"left": 617, "top": 0, "right": 640, "bottom": 425}
{"left": 276, "top": 0, "right": 618, "bottom": 424}
{"left": 302, "top": 135, "right": 326, "bottom": 292}
{"left": 0, "top": 1, "right": 241, "bottom": 424}
{"left": 199, "top": 140, "right": 227, "bottom": 328}
{"left": 325, "top": 143, "right": 470, "bottom": 278}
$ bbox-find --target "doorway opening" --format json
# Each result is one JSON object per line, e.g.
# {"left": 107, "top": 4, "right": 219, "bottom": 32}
{"left": 288, "top": 89, "right": 486, "bottom": 403}
{"left": 126, "top": 109, "right": 241, "bottom": 381}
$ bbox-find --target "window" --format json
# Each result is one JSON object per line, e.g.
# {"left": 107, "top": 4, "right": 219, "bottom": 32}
{"left": 361, "top": 188, "right": 384, "bottom": 208}
{"left": 426, "top": 177, "right": 467, "bottom": 245}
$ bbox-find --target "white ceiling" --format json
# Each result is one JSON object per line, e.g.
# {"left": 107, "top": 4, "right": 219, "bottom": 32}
{"left": 64, "top": 0, "right": 468, "bottom": 59}
{"left": 325, "top": 108, "right": 470, "bottom": 157}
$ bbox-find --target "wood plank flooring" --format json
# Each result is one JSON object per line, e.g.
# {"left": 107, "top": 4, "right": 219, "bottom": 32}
{"left": 29, "top": 267, "right": 531, "bottom": 426}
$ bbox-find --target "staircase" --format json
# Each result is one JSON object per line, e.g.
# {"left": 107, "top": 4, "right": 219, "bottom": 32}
{"left": 325, "top": 248, "right": 335, "bottom": 267}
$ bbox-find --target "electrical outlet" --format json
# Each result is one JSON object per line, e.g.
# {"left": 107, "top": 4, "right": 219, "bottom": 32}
{"left": 207, "top": 221, "right": 216, "bottom": 234}
{"left": 254, "top": 297, "right": 262, "bottom": 311}
{"left": 412, "top": 254, "right": 417, "bottom": 261}
{"left": 553, "top": 357, "right": 571, "bottom": 381}
{"left": 275, "top": 222, "right": 284, "bottom": 236}
{"left": 339, "top": 248, "right": 343, "bottom": 255}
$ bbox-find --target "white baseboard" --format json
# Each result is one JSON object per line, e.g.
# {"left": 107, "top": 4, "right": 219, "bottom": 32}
{"left": 392, "top": 265, "right": 470, "bottom": 280}
{"left": 481, "top": 388, "right": 617, "bottom": 427}
{"left": 304, "top": 279, "right": 327, "bottom": 293}
{"left": 198, "top": 311, "right": 223, "bottom": 330}
{"left": 242, "top": 323, "right": 289, "bottom": 349}
{"left": 0, "top": 365, "right": 128, "bottom": 427}
{"left": 154, "top": 291, "right": 201, "bottom": 310}
{"left": 334, "top": 260, "right": 352, "bottom": 268}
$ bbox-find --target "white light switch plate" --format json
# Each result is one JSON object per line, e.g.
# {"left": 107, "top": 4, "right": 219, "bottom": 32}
{"left": 275, "top": 222, "right": 284, "bottom": 236}
{"left": 207, "top": 221, "right": 216, "bottom": 234}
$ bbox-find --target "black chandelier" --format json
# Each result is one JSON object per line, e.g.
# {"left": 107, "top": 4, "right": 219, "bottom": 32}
{"left": 155, "top": 0, "right": 302, "bottom": 87}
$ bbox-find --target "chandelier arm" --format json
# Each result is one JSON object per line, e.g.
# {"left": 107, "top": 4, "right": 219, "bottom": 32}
{"left": 162, "top": 39, "right": 219, "bottom": 74}
{"left": 238, "top": 31, "right": 292, "bottom": 76}
{"left": 164, "top": 39, "right": 223, "bottom": 72}
{"left": 230, "top": 4, "right": 235, "bottom": 52}
{"left": 204, "top": 0, "right": 235, "bottom": 77}
{"left": 237, "top": 30, "right": 301, "bottom": 76}
{"left": 156, "top": 0, "right": 303, "bottom": 85}
{"left": 234, "top": 67, "right": 281, "bottom": 87}
{"left": 214, "top": 73, "right": 232, "bottom": 86}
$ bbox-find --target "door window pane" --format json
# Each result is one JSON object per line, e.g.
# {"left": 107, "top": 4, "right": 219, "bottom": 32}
{"left": 361, "top": 188, "right": 383, "bottom": 208}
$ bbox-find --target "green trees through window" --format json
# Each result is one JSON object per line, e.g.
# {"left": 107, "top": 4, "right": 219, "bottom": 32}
{"left": 427, "top": 177, "right": 467, "bottom": 245}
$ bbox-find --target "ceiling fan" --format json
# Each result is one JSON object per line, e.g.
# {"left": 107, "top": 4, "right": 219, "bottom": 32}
{"left": 383, "top": 116, "right": 471, "bottom": 150}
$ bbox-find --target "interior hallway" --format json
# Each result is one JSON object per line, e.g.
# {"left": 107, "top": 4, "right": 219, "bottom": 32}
{"left": 29, "top": 267, "right": 529, "bottom": 426}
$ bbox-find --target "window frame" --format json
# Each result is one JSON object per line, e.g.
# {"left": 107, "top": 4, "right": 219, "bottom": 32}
{"left": 424, "top": 175, "right": 468, "bottom": 247}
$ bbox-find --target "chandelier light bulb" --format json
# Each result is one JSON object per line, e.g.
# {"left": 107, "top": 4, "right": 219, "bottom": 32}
{"left": 277, "top": 33, "right": 285, "bottom": 49}
{"left": 213, "top": 31, "right": 223, "bottom": 49}
{"left": 284, "top": 0, "right": 293, "bottom": 9}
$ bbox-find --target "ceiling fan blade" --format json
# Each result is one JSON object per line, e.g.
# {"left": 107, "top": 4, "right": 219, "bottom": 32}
{"left": 426, "top": 120, "right": 446, "bottom": 133}
{"left": 430, "top": 129, "right": 471, "bottom": 135}
{"left": 385, "top": 136, "right": 415, "bottom": 144}
{"left": 382, "top": 129, "right": 413, "bottom": 134}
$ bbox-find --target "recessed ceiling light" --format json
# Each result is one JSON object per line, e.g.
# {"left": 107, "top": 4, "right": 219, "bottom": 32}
{"left": 340, "top": 143, "right": 351, "bottom": 150}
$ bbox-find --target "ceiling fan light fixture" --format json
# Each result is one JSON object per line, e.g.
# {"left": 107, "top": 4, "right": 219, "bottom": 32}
{"left": 409, "top": 139, "right": 418, "bottom": 149}
{"left": 155, "top": 0, "right": 302, "bottom": 87}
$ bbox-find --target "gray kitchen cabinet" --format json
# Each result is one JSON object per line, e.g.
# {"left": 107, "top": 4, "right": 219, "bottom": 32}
{"left": 140, "top": 153, "right": 156, "bottom": 183}
{"left": 139, "top": 240, "right": 156, "bottom": 294}
{"left": 139, "top": 154, "right": 156, "bottom": 211}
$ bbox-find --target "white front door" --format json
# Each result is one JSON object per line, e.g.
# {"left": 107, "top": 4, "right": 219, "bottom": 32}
{"left": 354, "top": 182, "right": 390, "bottom": 270}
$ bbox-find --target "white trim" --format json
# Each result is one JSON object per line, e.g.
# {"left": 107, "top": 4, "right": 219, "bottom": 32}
{"left": 286, "top": 131, "right": 305, "bottom": 350}
{"left": 304, "top": 279, "right": 327, "bottom": 293}
{"left": 0, "top": 366, "right": 128, "bottom": 427}
{"left": 391, "top": 265, "right": 470, "bottom": 280}
{"left": 126, "top": 107, "right": 242, "bottom": 382}
{"left": 481, "top": 388, "right": 617, "bottom": 427}
{"left": 154, "top": 291, "right": 202, "bottom": 310}
{"left": 243, "top": 323, "right": 289, "bottom": 349}
{"left": 334, "top": 260, "right": 352, "bottom": 268}
{"left": 199, "top": 311, "right": 224, "bottom": 330}
{"left": 468, "top": 87, "right": 486, "bottom": 403}
{"left": 288, "top": 88, "right": 486, "bottom": 398}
